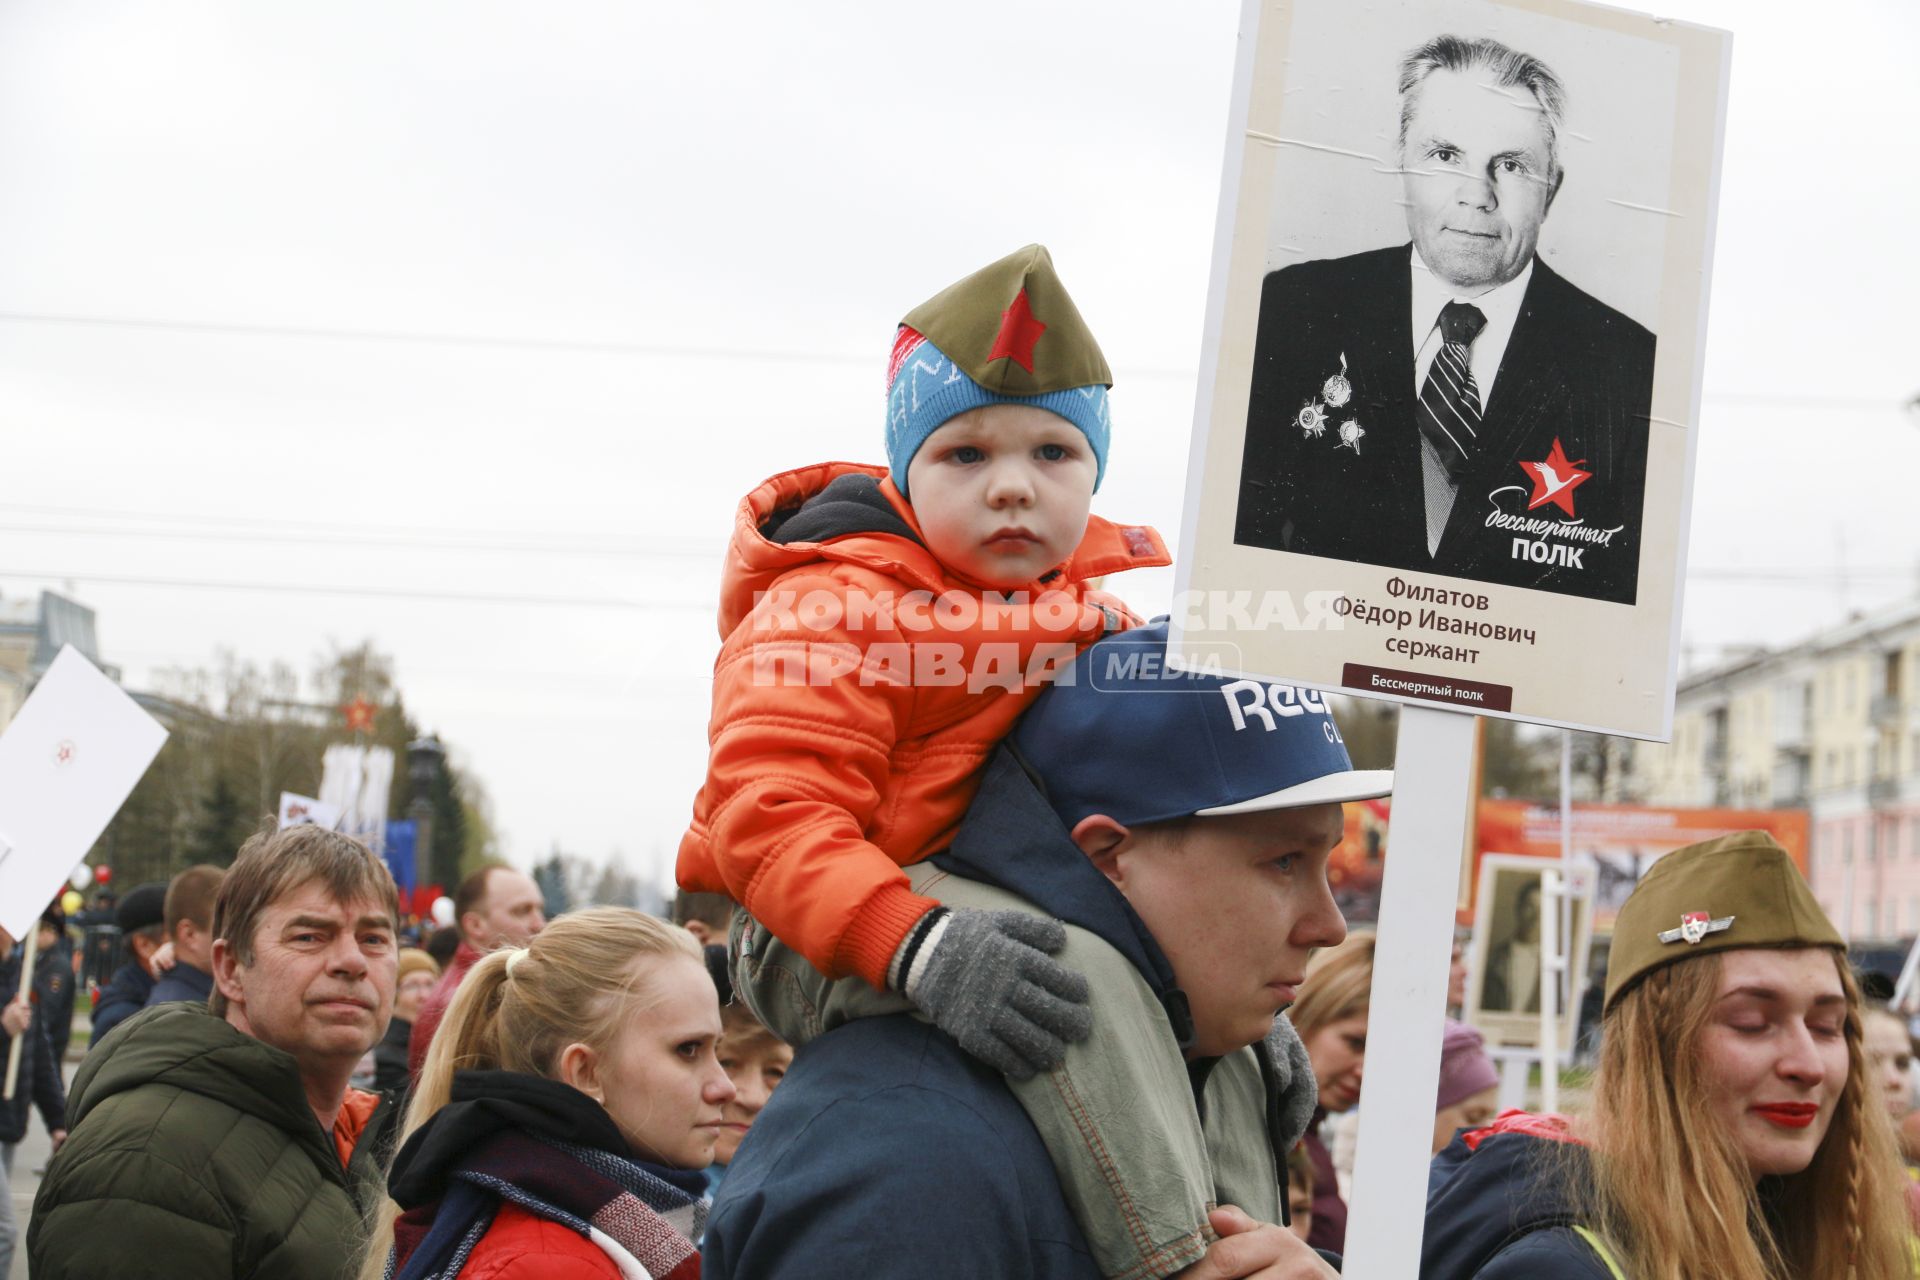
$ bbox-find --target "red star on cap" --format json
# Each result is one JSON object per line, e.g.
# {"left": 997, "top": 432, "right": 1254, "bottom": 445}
{"left": 986, "top": 288, "right": 1047, "bottom": 374}
{"left": 1517, "top": 438, "right": 1592, "bottom": 517}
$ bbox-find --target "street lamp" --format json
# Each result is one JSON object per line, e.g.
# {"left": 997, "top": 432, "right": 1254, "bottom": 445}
{"left": 407, "top": 735, "right": 448, "bottom": 892}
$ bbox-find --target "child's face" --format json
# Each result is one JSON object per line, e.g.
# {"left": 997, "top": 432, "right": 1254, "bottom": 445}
{"left": 905, "top": 404, "right": 1097, "bottom": 589}
{"left": 1287, "top": 1183, "right": 1313, "bottom": 1241}
{"left": 713, "top": 1033, "right": 794, "bottom": 1166}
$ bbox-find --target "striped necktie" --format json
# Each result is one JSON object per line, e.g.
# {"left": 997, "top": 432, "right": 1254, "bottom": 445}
{"left": 1417, "top": 301, "right": 1487, "bottom": 481}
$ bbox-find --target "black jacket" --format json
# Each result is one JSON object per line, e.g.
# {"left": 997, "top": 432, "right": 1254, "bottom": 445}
{"left": 707, "top": 747, "right": 1333, "bottom": 1279}
{"left": 1234, "top": 245, "right": 1655, "bottom": 604}
{"left": 1422, "top": 1117, "right": 1612, "bottom": 1278}
{"left": 35, "top": 937, "right": 78, "bottom": 1058}
{"left": 145, "top": 959, "right": 214, "bottom": 1007}
{"left": 87, "top": 959, "right": 155, "bottom": 1046}
{"left": 374, "top": 1015, "right": 413, "bottom": 1098}
{"left": 1, "top": 945, "right": 66, "bottom": 1143}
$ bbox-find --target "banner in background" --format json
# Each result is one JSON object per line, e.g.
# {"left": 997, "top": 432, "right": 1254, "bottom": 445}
{"left": 320, "top": 744, "right": 394, "bottom": 855}
{"left": 278, "top": 791, "right": 343, "bottom": 831}
{"left": 1475, "top": 799, "right": 1811, "bottom": 929}
{"left": 1328, "top": 797, "right": 1809, "bottom": 931}
{"left": 383, "top": 819, "right": 418, "bottom": 893}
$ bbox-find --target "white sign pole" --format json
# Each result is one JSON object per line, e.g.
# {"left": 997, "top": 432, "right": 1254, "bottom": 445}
{"left": 1892, "top": 934, "right": 1920, "bottom": 1013}
{"left": 1540, "top": 731, "right": 1575, "bottom": 1109}
{"left": 1343, "top": 705, "right": 1476, "bottom": 1277}
{"left": 3, "top": 923, "right": 42, "bottom": 1100}
{"left": 1491, "top": 1049, "right": 1532, "bottom": 1112}
{"left": 1539, "top": 868, "right": 1562, "bottom": 1114}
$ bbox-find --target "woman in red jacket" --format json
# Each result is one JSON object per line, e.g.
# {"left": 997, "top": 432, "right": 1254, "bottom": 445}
{"left": 361, "top": 908, "right": 733, "bottom": 1280}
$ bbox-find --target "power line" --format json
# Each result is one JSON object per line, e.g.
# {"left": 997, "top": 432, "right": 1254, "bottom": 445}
{"left": 0, "top": 570, "right": 712, "bottom": 611}
{"left": 4, "top": 507, "right": 1913, "bottom": 583}
{"left": 0, "top": 308, "right": 875, "bottom": 366}
{"left": 0, "top": 521, "right": 724, "bottom": 560}
{"left": 0, "top": 308, "right": 1904, "bottom": 405}
{"left": 0, "top": 308, "right": 1203, "bottom": 380}
{"left": 2, "top": 565, "right": 1908, "bottom": 611}
{"left": 108, "top": 646, "right": 711, "bottom": 689}
{"left": 1687, "top": 568, "right": 1914, "bottom": 583}
{"left": 0, "top": 499, "right": 684, "bottom": 542}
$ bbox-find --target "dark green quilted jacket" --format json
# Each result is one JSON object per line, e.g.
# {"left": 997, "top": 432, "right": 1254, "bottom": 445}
{"left": 28, "top": 1001, "right": 394, "bottom": 1279}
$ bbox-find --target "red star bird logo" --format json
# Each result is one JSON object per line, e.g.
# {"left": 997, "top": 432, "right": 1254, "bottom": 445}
{"left": 1517, "top": 438, "right": 1592, "bottom": 517}
{"left": 986, "top": 288, "right": 1047, "bottom": 374}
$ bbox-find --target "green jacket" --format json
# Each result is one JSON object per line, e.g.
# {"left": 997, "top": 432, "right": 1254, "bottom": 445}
{"left": 29, "top": 1001, "right": 394, "bottom": 1280}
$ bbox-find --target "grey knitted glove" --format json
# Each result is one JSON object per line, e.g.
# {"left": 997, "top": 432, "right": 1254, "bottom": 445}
{"left": 1265, "top": 1012, "right": 1320, "bottom": 1150}
{"left": 892, "top": 907, "right": 1093, "bottom": 1080}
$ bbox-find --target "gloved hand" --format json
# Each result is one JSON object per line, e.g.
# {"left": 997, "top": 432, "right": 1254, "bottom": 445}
{"left": 1264, "top": 1012, "right": 1319, "bottom": 1151}
{"left": 893, "top": 907, "right": 1093, "bottom": 1080}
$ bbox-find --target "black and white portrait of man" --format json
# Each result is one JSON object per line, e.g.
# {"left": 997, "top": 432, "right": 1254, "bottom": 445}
{"left": 1481, "top": 875, "right": 1544, "bottom": 1013}
{"left": 1233, "top": 34, "right": 1654, "bottom": 604}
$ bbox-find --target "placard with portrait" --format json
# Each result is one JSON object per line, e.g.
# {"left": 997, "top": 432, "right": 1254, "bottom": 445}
{"left": 1169, "top": 0, "right": 1730, "bottom": 738}
{"left": 1465, "top": 854, "right": 1593, "bottom": 1049}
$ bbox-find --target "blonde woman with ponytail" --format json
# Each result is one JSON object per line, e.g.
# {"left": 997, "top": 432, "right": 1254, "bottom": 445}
{"left": 361, "top": 907, "right": 733, "bottom": 1280}
{"left": 1424, "top": 832, "right": 1910, "bottom": 1279}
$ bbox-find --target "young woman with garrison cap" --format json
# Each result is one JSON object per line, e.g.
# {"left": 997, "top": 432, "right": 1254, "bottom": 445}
{"left": 1421, "top": 831, "right": 1911, "bottom": 1279}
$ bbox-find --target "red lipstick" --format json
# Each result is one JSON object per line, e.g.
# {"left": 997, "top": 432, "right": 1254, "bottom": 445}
{"left": 1751, "top": 1103, "right": 1818, "bottom": 1129}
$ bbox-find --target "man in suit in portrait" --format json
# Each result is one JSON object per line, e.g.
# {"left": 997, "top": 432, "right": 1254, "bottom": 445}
{"left": 1481, "top": 877, "right": 1543, "bottom": 1014}
{"left": 1233, "top": 35, "right": 1655, "bottom": 605}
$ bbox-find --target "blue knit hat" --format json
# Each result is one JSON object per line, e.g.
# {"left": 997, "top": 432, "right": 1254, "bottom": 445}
{"left": 884, "top": 245, "right": 1112, "bottom": 497}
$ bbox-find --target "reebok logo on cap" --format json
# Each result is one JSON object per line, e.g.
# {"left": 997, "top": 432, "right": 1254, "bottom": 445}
{"left": 1218, "top": 679, "right": 1338, "bottom": 736}
{"left": 1012, "top": 619, "right": 1390, "bottom": 831}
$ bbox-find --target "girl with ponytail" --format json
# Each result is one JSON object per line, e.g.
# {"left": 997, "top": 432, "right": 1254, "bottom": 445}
{"left": 361, "top": 907, "right": 733, "bottom": 1280}
{"left": 1423, "top": 833, "right": 1910, "bottom": 1279}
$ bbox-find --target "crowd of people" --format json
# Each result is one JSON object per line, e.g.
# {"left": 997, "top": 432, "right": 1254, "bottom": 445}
{"left": 15, "top": 771, "right": 1920, "bottom": 1274}
{"left": 5, "top": 192, "right": 1919, "bottom": 1278}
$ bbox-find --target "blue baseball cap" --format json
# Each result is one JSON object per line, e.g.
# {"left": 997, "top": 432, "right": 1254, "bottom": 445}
{"left": 1011, "top": 620, "right": 1392, "bottom": 831}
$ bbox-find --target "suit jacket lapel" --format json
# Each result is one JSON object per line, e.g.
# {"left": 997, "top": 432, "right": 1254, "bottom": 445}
{"left": 1437, "top": 258, "right": 1565, "bottom": 553}
{"left": 1358, "top": 246, "right": 1425, "bottom": 560}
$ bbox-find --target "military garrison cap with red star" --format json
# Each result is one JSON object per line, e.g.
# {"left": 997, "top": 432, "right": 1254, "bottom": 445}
{"left": 885, "top": 244, "right": 1112, "bottom": 496}
{"left": 1604, "top": 830, "right": 1843, "bottom": 1014}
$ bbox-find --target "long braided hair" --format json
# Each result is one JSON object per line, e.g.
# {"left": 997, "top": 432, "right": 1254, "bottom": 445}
{"left": 1576, "top": 949, "right": 1908, "bottom": 1280}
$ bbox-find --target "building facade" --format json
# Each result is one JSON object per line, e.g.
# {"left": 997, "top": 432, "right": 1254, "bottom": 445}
{"left": 0, "top": 589, "right": 118, "bottom": 731}
{"left": 1620, "top": 598, "right": 1920, "bottom": 940}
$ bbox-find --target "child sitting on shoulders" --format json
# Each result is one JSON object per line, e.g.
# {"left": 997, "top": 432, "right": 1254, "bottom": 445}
{"left": 678, "top": 244, "right": 1167, "bottom": 1078}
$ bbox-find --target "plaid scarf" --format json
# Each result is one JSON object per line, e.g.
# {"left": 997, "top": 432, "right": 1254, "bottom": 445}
{"left": 388, "top": 1129, "right": 706, "bottom": 1280}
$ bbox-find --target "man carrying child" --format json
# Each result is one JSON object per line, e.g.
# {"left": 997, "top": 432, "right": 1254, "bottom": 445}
{"left": 683, "top": 248, "right": 1374, "bottom": 1278}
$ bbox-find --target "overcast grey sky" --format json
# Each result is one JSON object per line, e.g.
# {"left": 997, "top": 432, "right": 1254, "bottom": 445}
{"left": 3, "top": 0, "right": 1915, "bottom": 888}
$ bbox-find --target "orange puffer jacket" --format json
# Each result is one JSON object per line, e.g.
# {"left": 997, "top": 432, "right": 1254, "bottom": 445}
{"left": 676, "top": 461, "right": 1168, "bottom": 989}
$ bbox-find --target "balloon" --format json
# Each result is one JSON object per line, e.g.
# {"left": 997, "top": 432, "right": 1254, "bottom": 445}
{"left": 94, "top": 865, "right": 113, "bottom": 885}
{"left": 431, "top": 896, "right": 456, "bottom": 927}
{"left": 69, "top": 865, "right": 92, "bottom": 891}
{"left": 61, "top": 890, "right": 83, "bottom": 916}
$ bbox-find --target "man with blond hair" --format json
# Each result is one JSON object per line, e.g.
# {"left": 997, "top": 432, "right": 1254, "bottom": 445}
{"left": 31, "top": 825, "right": 400, "bottom": 1280}
{"left": 144, "top": 862, "right": 226, "bottom": 1009}
{"left": 707, "top": 622, "right": 1380, "bottom": 1279}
